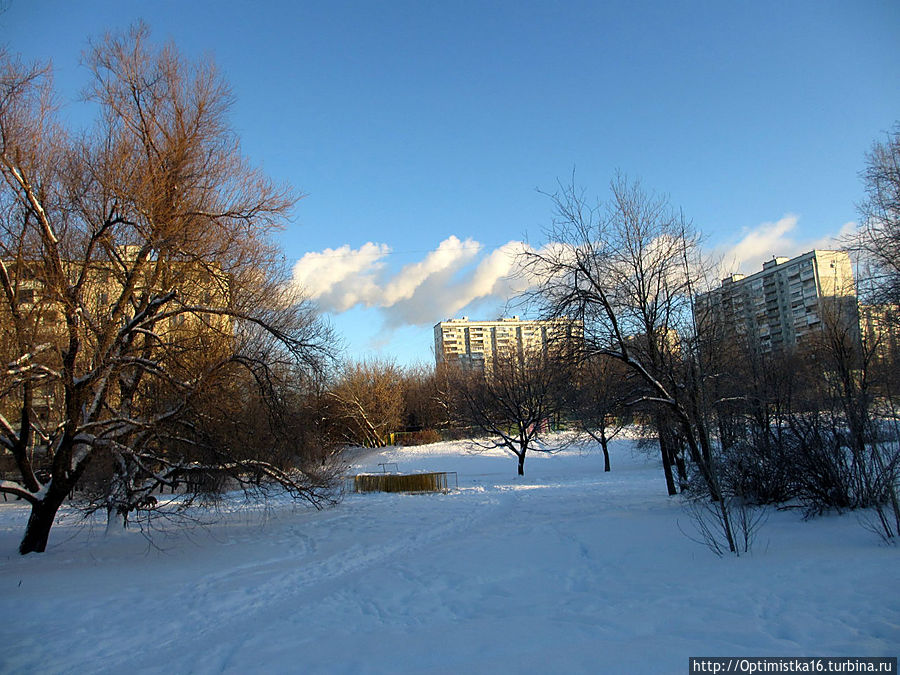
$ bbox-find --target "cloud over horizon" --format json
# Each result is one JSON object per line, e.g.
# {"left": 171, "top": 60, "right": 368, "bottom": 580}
{"left": 292, "top": 236, "right": 533, "bottom": 329}
{"left": 715, "top": 215, "right": 857, "bottom": 277}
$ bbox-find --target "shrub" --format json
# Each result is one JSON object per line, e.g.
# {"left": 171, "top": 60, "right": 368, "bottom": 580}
{"left": 718, "top": 437, "right": 795, "bottom": 505}
{"left": 393, "top": 429, "right": 442, "bottom": 446}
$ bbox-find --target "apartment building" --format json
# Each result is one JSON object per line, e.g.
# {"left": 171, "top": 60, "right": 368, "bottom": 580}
{"left": 859, "top": 303, "right": 899, "bottom": 366}
{"left": 433, "top": 316, "right": 582, "bottom": 369}
{"left": 1, "top": 253, "right": 232, "bottom": 429}
{"left": 695, "top": 250, "right": 858, "bottom": 353}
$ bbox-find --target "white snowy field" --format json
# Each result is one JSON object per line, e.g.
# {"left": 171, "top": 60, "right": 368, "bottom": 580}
{"left": 0, "top": 437, "right": 897, "bottom": 675}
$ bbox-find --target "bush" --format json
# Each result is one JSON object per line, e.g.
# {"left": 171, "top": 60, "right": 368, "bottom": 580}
{"left": 718, "top": 437, "right": 794, "bottom": 505}
{"left": 438, "top": 427, "right": 481, "bottom": 442}
{"left": 393, "top": 430, "right": 442, "bottom": 446}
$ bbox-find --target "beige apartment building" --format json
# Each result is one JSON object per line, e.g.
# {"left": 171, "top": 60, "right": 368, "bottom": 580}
{"left": 859, "top": 303, "right": 899, "bottom": 366}
{"left": 696, "top": 250, "right": 859, "bottom": 353}
{"left": 1, "top": 253, "right": 232, "bottom": 430}
{"left": 433, "top": 316, "right": 582, "bottom": 369}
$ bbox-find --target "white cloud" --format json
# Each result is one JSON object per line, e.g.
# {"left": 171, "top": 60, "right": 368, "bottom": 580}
{"left": 810, "top": 221, "right": 858, "bottom": 250}
{"left": 291, "top": 237, "right": 534, "bottom": 327}
{"left": 716, "top": 215, "right": 857, "bottom": 276}
{"left": 292, "top": 242, "right": 390, "bottom": 312}
{"left": 717, "top": 214, "right": 800, "bottom": 273}
{"left": 382, "top": 236, "right": 481, "bottom": 306}
{"left": 464, "top": 241, "right": 528, "bottom": 300}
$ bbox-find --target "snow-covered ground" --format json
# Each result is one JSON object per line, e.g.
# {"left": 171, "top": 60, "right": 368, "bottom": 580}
{"left": 1, "top": 437, "right": 897, "bottom": 674}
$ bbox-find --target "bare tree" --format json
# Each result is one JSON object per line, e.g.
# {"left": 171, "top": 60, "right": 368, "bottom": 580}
{"left": 0, "top": 26, "right": 337, "bottom": 554}
{"left": 522, "top": 174, "right": 739, "bottom": 553}
{"left": 449, "top": 348, "right": 569, "bottom": 476}
{"left": 570, "top": 353, "right": 630, "bottom": 472}
{"left": 328, "top": 359, "right": 404, "bottom": 448}
{"left": 853, "top": 123, "right": 900, "bottom": 308}
{"left": 401, "top": 363, "right": 450, "bottom": 433}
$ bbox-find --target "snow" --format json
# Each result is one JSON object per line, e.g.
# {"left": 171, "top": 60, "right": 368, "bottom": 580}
{"left": 0, "top": 437, "right": 897, "bottom": 674}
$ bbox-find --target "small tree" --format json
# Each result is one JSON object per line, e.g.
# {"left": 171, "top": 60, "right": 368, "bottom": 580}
{"left": 328, "top": 359, "right": 404, "bottom": 448}
{"left": 449, "top": 348, "right": 568, "bottom": 476}
{"left": 570, "top": 353, "right": 629, "bottom": 471}
{"left": 401, "top": 363, "right": 449, "bottom": 432}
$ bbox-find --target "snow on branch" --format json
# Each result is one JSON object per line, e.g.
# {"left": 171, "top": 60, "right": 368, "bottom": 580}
{"left": 0, "top": 480, "right": 41, "bottom": 505}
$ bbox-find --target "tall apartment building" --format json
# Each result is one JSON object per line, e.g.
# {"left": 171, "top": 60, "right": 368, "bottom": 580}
{"left": 434, "top": 316, "right": 582, "bottom": 369}
{"left": 1, "top": 253, "right": 232, "bottom": 429}
{"left": 696, "top": 250, "right": 858, "bottom": 353}
{"left": 859, "top": 303, "right": 900, "bottom": 366}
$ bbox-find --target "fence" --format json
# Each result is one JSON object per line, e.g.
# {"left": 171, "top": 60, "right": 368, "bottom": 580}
{"left": 351, "top": 471, "right": 458, "bottom": 494}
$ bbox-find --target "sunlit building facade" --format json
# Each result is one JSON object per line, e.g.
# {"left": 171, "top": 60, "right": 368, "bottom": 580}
{"left": 695, "top": 250, "right": 858, "bottom": 353}
{"left": 433, "top": 316, "right": 582, "bottom": 370}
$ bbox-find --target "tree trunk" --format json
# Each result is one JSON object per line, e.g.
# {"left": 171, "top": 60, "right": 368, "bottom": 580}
{"left": 677, "top": 415, "right": 737, "bottom": 553}
{"left": 674, "top": 450, "right": 687, "bottom": 487}
{"left": 657, "top": 423, "right": 678, "bottom": 496}
{"left": 717, "top": 413, "right": 733, "bottom": 454}
{"left": 105, "top": 506, "right": 128, "bottom": 536}
{"left": 18, "top": 453, "right": 84, "bottom": 554}
{"left": 19, "top": 492, "right": 66, "bottom": 554}
{"left": 600, "top": 437, "right": 611, "bottom": 472}
{"left": 517, "top": 452, "right": 525, "bottom": 476}
{"left": 660, "top": 442, "right": 677, "bottom": 496}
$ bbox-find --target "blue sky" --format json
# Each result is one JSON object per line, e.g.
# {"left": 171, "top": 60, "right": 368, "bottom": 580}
{"left": 4, "top": 1, "right": 899, "bottom": 365}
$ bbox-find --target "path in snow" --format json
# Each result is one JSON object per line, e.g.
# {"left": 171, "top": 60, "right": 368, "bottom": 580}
{"left": 0, "top": 438, "right": 897, "bottom": 674}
